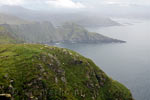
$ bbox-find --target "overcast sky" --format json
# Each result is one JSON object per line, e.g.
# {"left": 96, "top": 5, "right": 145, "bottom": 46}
{"left": 0, "top": 0, "right": 150, "bottom": 10}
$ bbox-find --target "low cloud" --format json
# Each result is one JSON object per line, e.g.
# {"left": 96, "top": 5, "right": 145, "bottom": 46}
{"left": 0, "top": 0, "right": 85, "bottom": 9}
{"left": 46, "top": 0, "right": 85, "bottom": 8}
{"left": 0, "top": 0, "right": 23, "bottom": 5}
{"left": 0, "top": 0, "right": 149, "bottom": 10}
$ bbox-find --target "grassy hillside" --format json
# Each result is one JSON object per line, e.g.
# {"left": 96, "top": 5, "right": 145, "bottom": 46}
{"left": 0, "top": 44, "right": 133, "bottom": 100}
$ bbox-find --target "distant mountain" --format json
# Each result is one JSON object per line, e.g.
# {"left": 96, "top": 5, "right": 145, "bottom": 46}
{"left": 0, "top": 13, "right": 30, "bottom": 25}
{"left": 0, "top": 11, "right": 124, "bottom": 44}
{"left": 2, "top": 22, "right": 125, "bottom": 44}
{"left": 0, "top": 5, "right": 120, "bottom": 27}
{"left": 0, "top": 5, "right": 30, "bottom": 12}
{"left": 51, "top": 13, "right": 121, "bottom": 27}
{"left": 0, "top": 5, "right": 37, "bottom": 20}
{"left": 70, "top": 14, "right": 121, "bottom": 27}
{"left": 4, "top": 22, "right": 60, "bottom": 43}
{"left": 57, "top": 23, "right": 124, "bottom": 43}
{"left": 0, "top": 26, "right": 22, "bottom": 44}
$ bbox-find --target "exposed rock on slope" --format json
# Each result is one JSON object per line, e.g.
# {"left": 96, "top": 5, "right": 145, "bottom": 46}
{"left": 0, "top": 44, "right": 133, "bottom": 100}
{"left": 0, "top": 12, "right": 124, "bottom": 44}
{"left": 0, "top": 26, "right": 22, "bottom": 44}
{"left": 57, "top": 23, "right": 125, "bottom": 43}
{"left": 4, "top": 22, "right": 59, "bottom": 43}
{"left": 3, "top": 23, "right": 125, "bottom": 44}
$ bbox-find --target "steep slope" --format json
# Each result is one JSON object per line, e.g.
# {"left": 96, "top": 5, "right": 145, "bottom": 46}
{"left": 3, "top": 23, "right": 125, "bottom": 44}
{"left": 0, "top": 26, "right": 21, "bottom": 44}
{"left": 6, "top": 22, "right": 60, "bottom": 43}
{"left": 0, "top": 44, "right": 133, "bottom": 100}
{"left": 57, "top": 23, "right": 124, "bottom": 43}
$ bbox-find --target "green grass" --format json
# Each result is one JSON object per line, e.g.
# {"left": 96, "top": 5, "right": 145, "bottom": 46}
{"left": 0, "top": 44, "right": 133, "bottom": 100}
{"left": 0, "top": 35, "right": 17, "bottom": 44}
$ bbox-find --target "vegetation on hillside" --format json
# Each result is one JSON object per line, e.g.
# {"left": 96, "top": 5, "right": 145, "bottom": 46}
{"left": 2, "top": 22, "right": 125, "bottom": 44}
{"left": 0, "top": 44, "right": 133, "bottom": 100}
{"left": 0, "top": 12, "right": 125, "bottom": 44}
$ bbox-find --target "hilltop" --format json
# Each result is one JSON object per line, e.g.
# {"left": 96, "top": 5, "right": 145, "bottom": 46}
{"left": 0, "top": 44, "right": 133, "bottom": 100}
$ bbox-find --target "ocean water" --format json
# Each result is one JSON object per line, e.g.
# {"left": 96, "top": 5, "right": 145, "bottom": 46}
{"left": 50, "top": 19, "right": 150, "bottom": 100}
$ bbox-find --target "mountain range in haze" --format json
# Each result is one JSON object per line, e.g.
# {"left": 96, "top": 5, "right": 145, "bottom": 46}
{"left": 0, "top": 5, "right": 120, "bottom": 27}
{"left": 0, "top": 5, "right": 125, "bottom": 44}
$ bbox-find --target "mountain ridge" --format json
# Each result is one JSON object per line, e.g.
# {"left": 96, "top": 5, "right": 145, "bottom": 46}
{"left": 0, "top": 5, "right": 121, "bottom": 27}
{"left": 1, "top": 22, "right": 125, "bottom": 44}
{"left": 0, "top": 12, "right": 125, "bottom": 44}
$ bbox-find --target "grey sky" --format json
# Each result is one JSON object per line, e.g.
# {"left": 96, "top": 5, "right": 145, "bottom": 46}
{"left": 0, "top": 0, "right": 150, "bottom": 10}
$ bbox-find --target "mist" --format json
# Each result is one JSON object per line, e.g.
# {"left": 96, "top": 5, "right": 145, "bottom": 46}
{"left": 0, "top": 0, "right": 150, "bottom": 100}
{"left": 0, "top": 0, "right": 150, "bottom": 19}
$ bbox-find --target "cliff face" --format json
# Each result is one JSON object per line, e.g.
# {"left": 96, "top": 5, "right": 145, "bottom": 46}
{"left": 2, "top": 22, "right": 125, "bottom": 44}
{"left": 57, "top": 23, "right": 125, "bottom": 43}
{"left": 0, "top": 44, "right": 133, "bottom": 100}
{"left": 0, "top": 12, "right": 125, "bottom": 44}
{"left": 0, "top": 26, "right": 22, "bottom": 44}
{"left": 6, "top": 22, "right": 60, "bottom": 43}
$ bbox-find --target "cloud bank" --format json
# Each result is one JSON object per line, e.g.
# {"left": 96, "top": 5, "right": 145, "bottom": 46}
{"left": 0, "top": 0, "right": 85, "bottom": 9}
{"left": 0, "top": 0, "right": 23, "bottom": 5}
{"left": 0, "top": 0, "right": 150, "bottom": 10}
{"left": 46, "top": 0, "right": 85, "bottom": 8}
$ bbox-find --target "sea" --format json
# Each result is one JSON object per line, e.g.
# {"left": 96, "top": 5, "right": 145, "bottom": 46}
{"left": 50, "top": 18, "right": 150, "bottom": 100}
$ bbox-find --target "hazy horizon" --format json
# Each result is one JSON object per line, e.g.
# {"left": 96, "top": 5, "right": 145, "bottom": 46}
{"left": 0, "top": 1, "right": 150, "bottom": 100}
{"left": 0, "top": 0, "right": 150, "bottom": 19}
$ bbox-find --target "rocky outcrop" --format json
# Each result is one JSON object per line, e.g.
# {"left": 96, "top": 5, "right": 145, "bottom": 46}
{"left": 0, "top": 44, "right": 133, "bottom": 100}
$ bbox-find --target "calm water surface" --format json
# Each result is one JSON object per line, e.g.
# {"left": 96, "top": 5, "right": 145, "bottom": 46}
{"left": 51, "top": 19, "right": 150, "bottom": 100}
